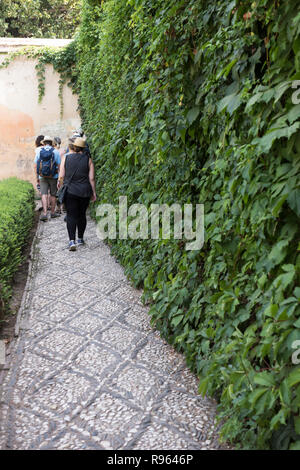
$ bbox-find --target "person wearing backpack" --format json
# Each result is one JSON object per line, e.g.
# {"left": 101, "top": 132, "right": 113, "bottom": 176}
{"left": 34, "top": 136, "right": 61, "bottom": 221}
{"left": 34, "top": 135, "right": 44, "bottom": 196}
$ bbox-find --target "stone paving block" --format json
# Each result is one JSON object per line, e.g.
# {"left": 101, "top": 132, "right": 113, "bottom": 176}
{"left": 39, "top": 242, "right": 65, "bottom": 253}
{"left": 40, "top": 250, "right": 74, "bottom": 265}
{"left": 63, "top": 270, "right": 97, "bottom": 286}
{"left": 106, "top": 363, "right": 167, "bottom": 409}
{"left": 96, "top": 324, "right": 143, "bottom": 354}
{"left": 37, "top": 260, "right": 73, "bottom": 277}
{"left": 37, "top": 300, "right": 78, "bottom": 324}
{"left": 33, "top": 272, "right": 58, "bottom": 288}
{"left": 83, "top": 277, "right": 121, "bottom": 295}
{"left": 72, "top": 342, "right": 120, "bottom": 378}
{"left": 32, "top": 328, "right": 86, "bottom": 360}
{"left": 5, "top": 409, "right": 57, "bottom": 450}
{"left": 28, "top": 292, "right": 54, "bottom": 313}
{"left": 46, "top": 278, "right": 79, "bottom": 296}
{"left": 39, "top": 429, "right": 99, "bottom": 450}
{"left": 61, "top": 287, "right": 98, "bottom": 308}
{"left": 134, "top": 335, "right": 185, "bottom": 375}
{"left": 69, "top": 392, "right": 145, "bottom": 449}
{"left": 8, "top": 351, "right": 59, "bottom": 392}
{"left": 131, "top": 417, "right": 201, "bottom": 450}
{"left": 154, "top": 388, "right": 215, "bottom": 441}
{"left": 117, "top": 305, "right": 153, "bottom": 333}
{"left": 169, "top": 366, "right": 200, "bottom": 395}
{"left": 65, "top": 312, "right": 109, "bottom": 336}
{"left": 86, "top": 262, "right": 128, "bottom": 282}
{"left": 21, "top": 369, "right": 96, "bottom": 419}
{"left": 110, "top": 284, "right": 144, "bottom": 306}
{"left": 90, "top": 296, "right": 126, "bottom": 318}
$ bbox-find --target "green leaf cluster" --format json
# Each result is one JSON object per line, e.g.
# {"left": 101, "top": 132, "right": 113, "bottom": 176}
{"left": 76, "top": 0, "right": 300, "bottom": 449}
{"left": 0, "top": 0, "right": 81, "bottom": 39}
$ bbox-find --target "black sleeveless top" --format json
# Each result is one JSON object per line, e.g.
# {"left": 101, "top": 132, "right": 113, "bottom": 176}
{"left": 65, "top": 153, "right": 92, "bottom": 198}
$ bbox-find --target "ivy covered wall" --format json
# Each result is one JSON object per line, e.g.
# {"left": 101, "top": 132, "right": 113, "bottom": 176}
{"left": 76, "top": 0, "right": 300, "bottom": 449}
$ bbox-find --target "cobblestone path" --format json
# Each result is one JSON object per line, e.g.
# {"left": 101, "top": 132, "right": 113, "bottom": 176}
{"left": 0, "top": 215, "right": 224, "bottom": 450}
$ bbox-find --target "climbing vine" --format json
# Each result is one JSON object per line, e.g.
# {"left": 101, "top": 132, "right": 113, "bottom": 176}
{"left": 0, "top": 41, "right": 78, "bottom": 117}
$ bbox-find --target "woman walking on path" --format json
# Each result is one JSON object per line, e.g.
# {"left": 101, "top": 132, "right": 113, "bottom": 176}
{"left": 58, "top": 137, "right": 96, "bottom": 251}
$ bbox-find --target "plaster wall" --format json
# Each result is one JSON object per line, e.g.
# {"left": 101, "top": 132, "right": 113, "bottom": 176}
{"left": 0, "top": 38, "right": 81, "bottom": 187}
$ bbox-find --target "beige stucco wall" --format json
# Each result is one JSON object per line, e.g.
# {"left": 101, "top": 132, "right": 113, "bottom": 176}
{"left": 0, "top": 38, "right": 81, "bottom": 187}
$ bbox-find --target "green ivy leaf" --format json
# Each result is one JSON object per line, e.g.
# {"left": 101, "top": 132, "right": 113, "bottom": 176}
{"left": 186, "top": 107, "right": 200, "bottom": 125}
{"left": 287, "top": 189, "right": 300, "bottom": 217}
{"left": 171, "top": 314, "right": 184, "bottom": 327}
{"left": 287, "top": 367, "right": 300, "bottom": 388}
{"left": 253, "top": 123, "right": 300, "bottom": 153}
{"left": 289, "top": 441, "right": 300, "bottom": 450}
{"left": 254, "top": 372, "right": 276, "bottom": 387}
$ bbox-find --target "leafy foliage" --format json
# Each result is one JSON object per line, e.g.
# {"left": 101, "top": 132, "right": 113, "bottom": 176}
{"left": 0, "top": 178, "right": 35, "bottom": 321}
{"left": 76, "top": 0, "right": 300, "bottom": 448}
{"left": 0, "top": 0, "right": 81, "bottom": 39}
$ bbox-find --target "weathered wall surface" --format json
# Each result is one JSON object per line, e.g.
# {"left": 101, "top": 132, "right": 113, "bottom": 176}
{"left": 0, "top": 38, "right": 81, "bottom": 187}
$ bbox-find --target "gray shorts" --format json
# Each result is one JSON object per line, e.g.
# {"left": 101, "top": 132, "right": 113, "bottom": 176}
{"left": 40, "top": 178, "right": 57, "bottom": 197}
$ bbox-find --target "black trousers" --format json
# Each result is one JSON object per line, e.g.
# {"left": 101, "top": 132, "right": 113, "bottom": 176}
{"left": 65, "top": 193, "right": 90, "bottom": 241}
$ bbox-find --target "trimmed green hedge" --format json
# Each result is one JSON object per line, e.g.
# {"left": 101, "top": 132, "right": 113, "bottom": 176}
{"left": 0, "top": 178, "right": 35, "bottom": 317}
{"left": 77, "top": 0, "right": 300, "bottom": 449}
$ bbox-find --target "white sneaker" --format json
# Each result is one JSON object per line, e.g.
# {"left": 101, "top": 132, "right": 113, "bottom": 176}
{"left": 68, "top": 240, "right": 76, "bottom": 251}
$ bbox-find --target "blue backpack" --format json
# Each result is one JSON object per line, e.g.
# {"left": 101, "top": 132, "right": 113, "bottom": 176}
{"left": 37, "top": 147, "right": 57, "bottom": 178}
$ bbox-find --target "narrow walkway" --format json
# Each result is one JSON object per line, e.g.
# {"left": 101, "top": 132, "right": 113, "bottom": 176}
{"left": 0, "top": 215, "right": 223, "bottom": 450}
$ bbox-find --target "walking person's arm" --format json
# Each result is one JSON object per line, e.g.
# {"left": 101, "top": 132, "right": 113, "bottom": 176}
{"left": 89, "top": 159, "right": 96, "bottom": 202}
{"left": 54, "top": 149, "right": 61, "bottom": 180}
{"left": 57, "top": 155, "right": 65, "bottom": 189}
{"left": 34, "top": 149, "right": 40, "bottom": 185}
{"left": 34, "top": 164, "right": 39, "bottom": 183}
{"left": 34, "top": 153, "right": 41, "bottom": 195}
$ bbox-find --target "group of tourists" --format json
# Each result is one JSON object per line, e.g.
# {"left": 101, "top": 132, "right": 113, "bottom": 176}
{"left": 34, "top": 131, "right": 97, "bottom": 251}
